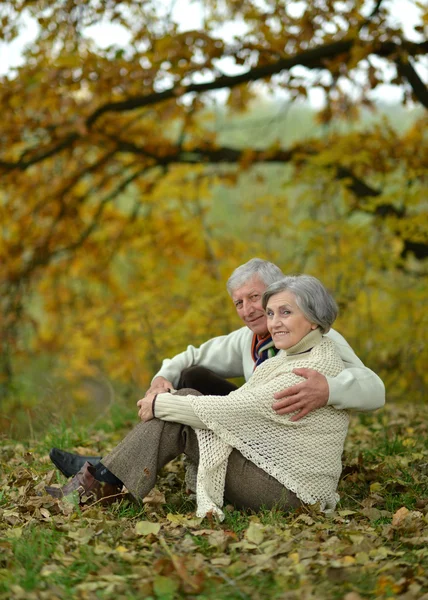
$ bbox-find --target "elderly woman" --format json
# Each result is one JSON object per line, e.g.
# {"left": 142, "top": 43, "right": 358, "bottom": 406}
{"left": 47, "top": 275, "right": 349, "bottom": 518}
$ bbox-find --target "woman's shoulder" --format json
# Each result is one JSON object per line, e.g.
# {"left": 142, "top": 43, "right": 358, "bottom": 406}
{"left": 316, "top": 336, "right": 342, "bottom": 355}
{"left": 310, "top": 336, "right": 345, "bottom": 371}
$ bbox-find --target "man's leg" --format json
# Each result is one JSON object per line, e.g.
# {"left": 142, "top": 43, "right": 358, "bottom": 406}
{"left": 48, "top": 415, "right": 301, "bottom": 512}
{"left": 101, "top": 419, "right": 200, "bottom": 501}
{"left": 49, "top": 448, "right": 102, "bottom": 478}
{"left": 177, "top": 366, "right": 238, "bottom": 395}
{"left": 49, "top": 370, "right": 236, "bottom": 477}
{"left": 99, "top": 419, "right": 301, "bottom": 512}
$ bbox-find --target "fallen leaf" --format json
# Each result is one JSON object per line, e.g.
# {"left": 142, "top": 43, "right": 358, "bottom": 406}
{"left": 67, "top": 527, "right": 95, "bottom": 544}
{"left": 245, "top": 522, "right": 265, "bottom": 545}
{"left": 392, "top": 506, "right": 409, "bottom": 526}
{"left": 135, "top": 521, "right": 161, "bottom": 536}
{"left": 143, "top": 488, "right": 166, "bottom": 504}
{"left": 166, "top": 513, "right": 202, "bottom": 528}
{"left": 153, "top": 575, "right": 179, "bottom": 599}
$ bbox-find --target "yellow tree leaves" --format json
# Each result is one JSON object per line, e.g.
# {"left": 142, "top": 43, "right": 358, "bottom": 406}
{"left": 0, "top": 0, "right": 427, "bottom": 405}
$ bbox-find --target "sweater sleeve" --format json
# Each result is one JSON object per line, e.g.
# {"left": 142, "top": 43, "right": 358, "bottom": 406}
{"left": 154, "top": 393, "right": 209, "bottom": 429}
{"left": 189, "top": 371, "right": 305, "bottom": 426}
{"left": 325, "top": 329, "right": 385, "bottom": 411}
{"left": 152, "top": 327, "right": 250, "bottom": 388}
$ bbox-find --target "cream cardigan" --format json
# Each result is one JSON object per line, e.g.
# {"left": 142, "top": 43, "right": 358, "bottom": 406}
{"left": 157, "top": 329, "right": 350, "bottom": 520}
{"left": 154, "top": 326, "right": 385, "bottom": 411}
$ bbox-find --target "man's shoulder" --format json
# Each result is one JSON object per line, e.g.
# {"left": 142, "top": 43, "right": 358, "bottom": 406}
{"left": 228, "top": 326, "right": 253, "bottom": 339}
{"left": 325, "top": 328, "right": 350, "bottom": 348}
{"left": 213, "top": 326, "right": 253, "bottom": 345}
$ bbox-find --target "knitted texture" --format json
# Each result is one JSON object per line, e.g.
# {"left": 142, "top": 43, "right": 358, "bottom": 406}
{"left": 191, "top": 331, "right": 350, "bottom": 520}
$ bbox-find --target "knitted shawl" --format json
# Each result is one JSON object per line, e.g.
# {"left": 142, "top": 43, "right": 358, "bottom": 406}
{"left": 190, "top": 329, "right": 350, "bottom": 520}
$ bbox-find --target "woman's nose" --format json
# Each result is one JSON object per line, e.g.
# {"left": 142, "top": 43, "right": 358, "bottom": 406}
{"left": 271, "top": 314, "right": 282, "bottom": 327}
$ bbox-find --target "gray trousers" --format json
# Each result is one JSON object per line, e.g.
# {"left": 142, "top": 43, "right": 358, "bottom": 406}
{"left": 102, "top": 415, "right": 301, "bottom": 513}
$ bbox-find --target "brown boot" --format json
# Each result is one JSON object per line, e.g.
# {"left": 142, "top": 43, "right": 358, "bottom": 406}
{"left": 45, "top": 461, "right": 122, "bottom": 505}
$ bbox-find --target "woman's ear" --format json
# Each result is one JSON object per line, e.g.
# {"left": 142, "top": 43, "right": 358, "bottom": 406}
{"left": 311, "top": 324, "right": 318, "bottom": 330}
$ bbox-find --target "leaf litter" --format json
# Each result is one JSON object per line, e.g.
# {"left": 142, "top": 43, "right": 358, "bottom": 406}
{"left": 0, "top": 402, "right": 427, "bottom": 599}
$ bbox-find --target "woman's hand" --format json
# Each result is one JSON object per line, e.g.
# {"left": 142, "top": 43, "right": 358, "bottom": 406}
{"left": 137, "top": 393, "right": 156, "bottom": 422}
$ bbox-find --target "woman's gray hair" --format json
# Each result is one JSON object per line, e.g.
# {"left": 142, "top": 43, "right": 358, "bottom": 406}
{"left": 226, "top": 258, "right": 284, "bottom": 295}
{"left": 262, "top": 275, "right": 338, "bottom": 333}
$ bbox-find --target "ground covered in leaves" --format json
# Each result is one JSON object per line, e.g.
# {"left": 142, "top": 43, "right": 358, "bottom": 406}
{"left": 1, "top": 403, "right": 427, "bottom": 600}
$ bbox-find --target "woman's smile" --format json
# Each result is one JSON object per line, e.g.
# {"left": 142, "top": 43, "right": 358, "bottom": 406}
{"left": 266, "top": 291, "right": 317, "bottom": 350}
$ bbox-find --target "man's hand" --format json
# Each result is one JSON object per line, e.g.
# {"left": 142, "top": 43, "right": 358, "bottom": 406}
{"left": 272, "top": 368, "right": 329, "bottom": 422}
{"left": 145, "top": 376, "right": 174, "bottom": 396}
{"left": 137, "top": 393, "right": 157, "bottom": 422}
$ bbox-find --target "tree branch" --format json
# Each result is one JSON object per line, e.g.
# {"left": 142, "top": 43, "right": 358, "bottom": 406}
{"left": 396, "top": 56, "right": 428, "bottom": 109}
{"left": 0, "top": 39, "right": 426, "bottom": 172}
{"left": 369, "top": 0, "right": 385, "bottom": 18}
{"left": 0, "top": 133, "right": 78, "bottom": 171}
{"left": 86, "top": 39, "right": 427, "bottom": 128}
{"left": 19, "top": 166, "right": 149, "bottom": 281}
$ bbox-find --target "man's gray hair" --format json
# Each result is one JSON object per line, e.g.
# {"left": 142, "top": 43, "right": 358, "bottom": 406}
{"left": 226, "top": 258, "right": 285, "bottom": 295}
{"left": 262, "top": 275, "right": 338, "bottom": 333}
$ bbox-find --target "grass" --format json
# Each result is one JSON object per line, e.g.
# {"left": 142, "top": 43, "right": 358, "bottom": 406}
{"left": 0, "top": 402, "right": 427, "bottom": 599}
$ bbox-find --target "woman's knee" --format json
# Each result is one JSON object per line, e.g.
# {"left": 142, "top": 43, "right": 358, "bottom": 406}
{"left": 224, "top": 451, "right": 301, "bottom": 512}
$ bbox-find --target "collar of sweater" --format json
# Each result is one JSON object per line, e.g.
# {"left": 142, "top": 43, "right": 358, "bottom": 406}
{"left": 282, "top": 328, "right": 323, "bottom": 356}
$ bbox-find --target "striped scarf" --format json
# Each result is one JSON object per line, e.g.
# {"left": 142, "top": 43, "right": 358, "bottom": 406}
{"left": 251, "top": 333, "right": 278, "bottom": 370}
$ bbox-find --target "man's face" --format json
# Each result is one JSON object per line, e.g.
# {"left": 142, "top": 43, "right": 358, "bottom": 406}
{"left": 231, "top": 276, "right": 268, "bottom": 336}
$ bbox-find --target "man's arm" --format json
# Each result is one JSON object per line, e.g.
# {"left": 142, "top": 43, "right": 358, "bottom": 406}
{"left": 146, "top": 327, "right": 251, "bottom": 392}
{"left": 273, "top": 328, "right": 385, "bottom": 420}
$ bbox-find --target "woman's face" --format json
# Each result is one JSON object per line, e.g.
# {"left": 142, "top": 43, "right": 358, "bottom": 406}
{"left": 266, "top": 290, "right": 317, "bottom": 350}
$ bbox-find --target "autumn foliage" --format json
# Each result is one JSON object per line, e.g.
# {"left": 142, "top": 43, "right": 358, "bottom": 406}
{"left": 0, "top": 0, "right": 427, "bottom": 427}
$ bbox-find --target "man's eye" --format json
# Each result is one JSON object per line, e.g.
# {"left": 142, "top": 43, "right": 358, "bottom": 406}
{"left": 251, "top": 294, "right": 259, "bottom": 301}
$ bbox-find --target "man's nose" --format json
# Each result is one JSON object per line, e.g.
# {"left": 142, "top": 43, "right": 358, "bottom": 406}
{"left": 242, "top": 299, "right": 254, "bottom": 315}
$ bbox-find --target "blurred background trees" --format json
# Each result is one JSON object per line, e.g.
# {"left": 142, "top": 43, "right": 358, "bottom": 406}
{"left": 0, "top": 0, "right": 426, "bottom": 435}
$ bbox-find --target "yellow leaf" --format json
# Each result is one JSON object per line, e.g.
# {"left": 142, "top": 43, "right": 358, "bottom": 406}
{"left": 135, "top": 521, "right": 161, "bottom": 536}
{"left": 245, "top": 522, "right": 265, "bottom": 545}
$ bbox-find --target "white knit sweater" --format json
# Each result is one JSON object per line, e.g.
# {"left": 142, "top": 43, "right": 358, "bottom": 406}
{"left": 181, "top": 330, "right": 350, "bottom": 519}
{"left": 154, "top": 326, "right": 385, "bottom": 411}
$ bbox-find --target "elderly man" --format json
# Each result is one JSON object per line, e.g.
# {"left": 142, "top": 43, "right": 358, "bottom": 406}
{"left": 50, "top": 258, "right": 384, "bottom": 477}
